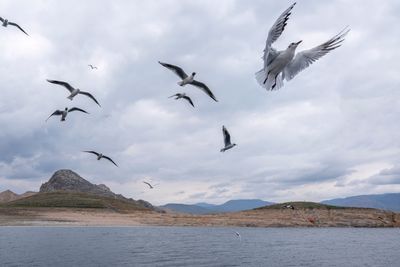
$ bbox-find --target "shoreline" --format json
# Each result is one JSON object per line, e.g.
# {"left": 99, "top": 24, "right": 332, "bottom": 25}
{"left": 1, "top": 207, "right": 399, "bottom": 228}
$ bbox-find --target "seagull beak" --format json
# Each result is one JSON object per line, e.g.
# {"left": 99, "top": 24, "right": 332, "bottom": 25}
{"left": 296, "top": 40, "right": 302, "bottom": 45}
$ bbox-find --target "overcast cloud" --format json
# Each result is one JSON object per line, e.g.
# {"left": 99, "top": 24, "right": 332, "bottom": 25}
{"left": 0, "top": 0, "right": 400, "bottom": 205}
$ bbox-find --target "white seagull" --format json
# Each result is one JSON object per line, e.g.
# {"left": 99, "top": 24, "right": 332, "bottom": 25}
{"left": 88, "top": 64, "right": 98, "bottom": 70}
{"left": 46, "top": 107, "right": 88, "bottom": 122}
{"left": 169, "top": 93, "right": 195, "bottom": 107}
{"left": 0, "top": 17, "right": 29, "bottom": 36}
{"left": 220, "top": 126, "right": 237, "bottom": 152}
{"left": 255, "top": 2, "right": 350, "bottom": 90}
{"left": 159, "top": 61, "right": 218, "bottom": 102}
{"left": 83, "top": 151, "right": 118, "bottom": 167}
{"left": 235, "top": 231, "right": 241, "bottom": 241}
{"left": 47, "top": 79, "right": 101, "bottom": 107}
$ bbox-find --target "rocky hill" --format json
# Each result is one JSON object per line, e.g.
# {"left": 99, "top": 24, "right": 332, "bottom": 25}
{"left": 0, "top": 190, "right": 37, "bottom": 203}
{"left": 0, "top": 190, "right": 19, "bottom": 203}
{"left": 21, "top": 169, "right": 156, "bottom": 211}
{"left": 40, "top": 170, "right": 121, "bottom": 198}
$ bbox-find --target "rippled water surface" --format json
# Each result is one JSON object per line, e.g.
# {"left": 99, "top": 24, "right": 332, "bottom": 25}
{"left": 1, "top": 227, "right": 399, "bottom": 266}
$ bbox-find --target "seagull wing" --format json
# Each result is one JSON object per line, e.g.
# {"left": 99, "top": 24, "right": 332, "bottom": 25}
{"left": 102, "top": 155, "right": 118, "bottom": 167}
{"left": 45, "top": 110, "right": 62, "bottom": 121}
{"left": 0, "top": 17, "right": 4, "bottom": 23}
{"left": 283, "top": 27, "right": 350, "bottom": 81}
{"left": 8, "top": 22, "right": 29, "bottom": 36}
{"left": 168, "top": 93, "right": 180, "bottom": 98}
{"left": 158, "top": 61, "right": 188, "bottom": 80}
{"left": 265, "top": 3, "right": 296, "bottom": 47}
{"left": 189, "top": 80, "right": 218, "bottom": 102}
{"left": 79, "top": 91, "right": 101, "bottom": 107}
{"left": 263, "top": 3, "right": 296, "bottom": 67}
{"left": 68, "top": 107, "right": 89, "bottom": 114}
{"left": 222, "top": 126, "right": 231, "bottom": 147}
{"left": 143, "top": 181, "right": 153, "bottom": 188}
{"left": 83, "top": 150, "right": 100, "bottom": 157}
{"left": 182, "top": 96, "right": 195, "bottom": 107}
{"left": 46, "top": 79, "right": 75, "bottom": 93}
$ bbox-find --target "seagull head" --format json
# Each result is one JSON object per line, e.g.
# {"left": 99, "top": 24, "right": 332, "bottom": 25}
{"left": 288, "top": 40, "right": 302, "bottom": 50}
{"left": 64, "top": 107, "right": 68, "bottom": 111}
{"left": 192, "top": 72, "right": 196, "bottom": 77}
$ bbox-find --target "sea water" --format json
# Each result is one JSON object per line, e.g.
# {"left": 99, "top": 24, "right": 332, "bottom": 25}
{"left": 0, "top": 227, "right": 399, "bottom": 266}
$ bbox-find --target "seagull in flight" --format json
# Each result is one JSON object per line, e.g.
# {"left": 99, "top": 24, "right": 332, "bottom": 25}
{"left": 83, "top": 151, "right": 118, "bottom": 167}
{"left": 169, "top": 93, "right": 195, "bottom": 107}
{"left": 46, "top": 107, "right": 88, "bottom": 122}
{"left": 88, "top": 64, "right": 98, "bottom": 70}
{"left": 255, "top": 2, "right": 350, "bottom": 90}
{"left": 0, "top": 17, "right": 29, "bottom": 36}
{"left": 47, "top": 79, "right": 101, "bottom": 107}
{"left": 159, "top": 61, "right": 218, "bottom": 102}
{"left": 143, "top": 181, "right": 155, "bottom": 189}
{"left": 220, "top": 126, "right": 237, "bottom": 152}
{"left": 235, "top": 231, "right": 241, "bottom": 241}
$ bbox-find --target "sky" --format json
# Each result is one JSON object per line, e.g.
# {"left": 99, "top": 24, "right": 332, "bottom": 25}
{"left": 0, "top": 0, "right": 400, "bottom": 205}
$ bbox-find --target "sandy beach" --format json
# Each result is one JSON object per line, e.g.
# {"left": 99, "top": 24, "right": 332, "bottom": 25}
{"left": 1, "top": 207, "right": 399, "bottom": 227}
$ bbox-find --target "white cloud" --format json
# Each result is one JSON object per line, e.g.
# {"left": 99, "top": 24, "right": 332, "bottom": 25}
{"left": 0, "top": 0, "right": 400, "bottom": 205}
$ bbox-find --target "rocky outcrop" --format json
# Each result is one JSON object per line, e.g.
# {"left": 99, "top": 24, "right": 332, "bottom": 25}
{"left": 39, "top": 169, "right": 156, "bottom": 211}
{"left": 40, "top": 170, "right": 119, "bottom": 198}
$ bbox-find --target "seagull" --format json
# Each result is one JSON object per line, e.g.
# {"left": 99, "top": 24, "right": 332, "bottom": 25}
{"left": 83, "top": 151, "right": 118, "bottom": 167}
{"left": 169, "top": 93, "right": 195, "bottom": 107}
{"left": 47, "top": 79, "right": 101, "bottom": 107}
{"left": 159, "top": 61, "right": 218, "bottom": 102}
{"left": 143, "top": 181, "right": 154, "bottom": 189}
{"left": 235, "top": 231, "right": 241, "bottom": 241}
{"left": 255, "top": 2, "right": 350, "bottom": 90}
{"left": 0, "top": 17, "right": 29, "bottom": 36}
{"left": 46, "top": 107, "right": 88, "bottom": 122}
{"left": 88, "top": 64, "right": 98, "bottom": 70}
{"left": 220, "top": 126, "right": 237, "bottom": 152}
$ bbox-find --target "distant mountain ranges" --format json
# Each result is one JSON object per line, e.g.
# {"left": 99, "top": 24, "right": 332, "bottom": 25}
{"left": 1, "top": 169, "right": 400, "bottom": 214}
{"left": 160, "top": 193, "right": 400, "bottom": 214}
{"left": 321, "top": 193, "right": 400, "bottom": 212}
{"left": 160, "top": 199, "right": 274, "bottom": 214}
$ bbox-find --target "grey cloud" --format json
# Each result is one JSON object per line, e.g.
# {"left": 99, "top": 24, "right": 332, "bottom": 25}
{"left": 0, "top": 0, "right": 399, "bottom": 205}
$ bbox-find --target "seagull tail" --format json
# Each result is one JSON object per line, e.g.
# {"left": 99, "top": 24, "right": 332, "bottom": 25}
{"left": 255, "top": 68, "right": 268, "bottom": 88}
{"left": 255, "top": 69, "right": 284, "bottom": 91}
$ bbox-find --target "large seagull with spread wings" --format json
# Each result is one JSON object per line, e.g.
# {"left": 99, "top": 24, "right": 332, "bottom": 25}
{"left": 255, "top": 2, "right": 350, "bottom": 91}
